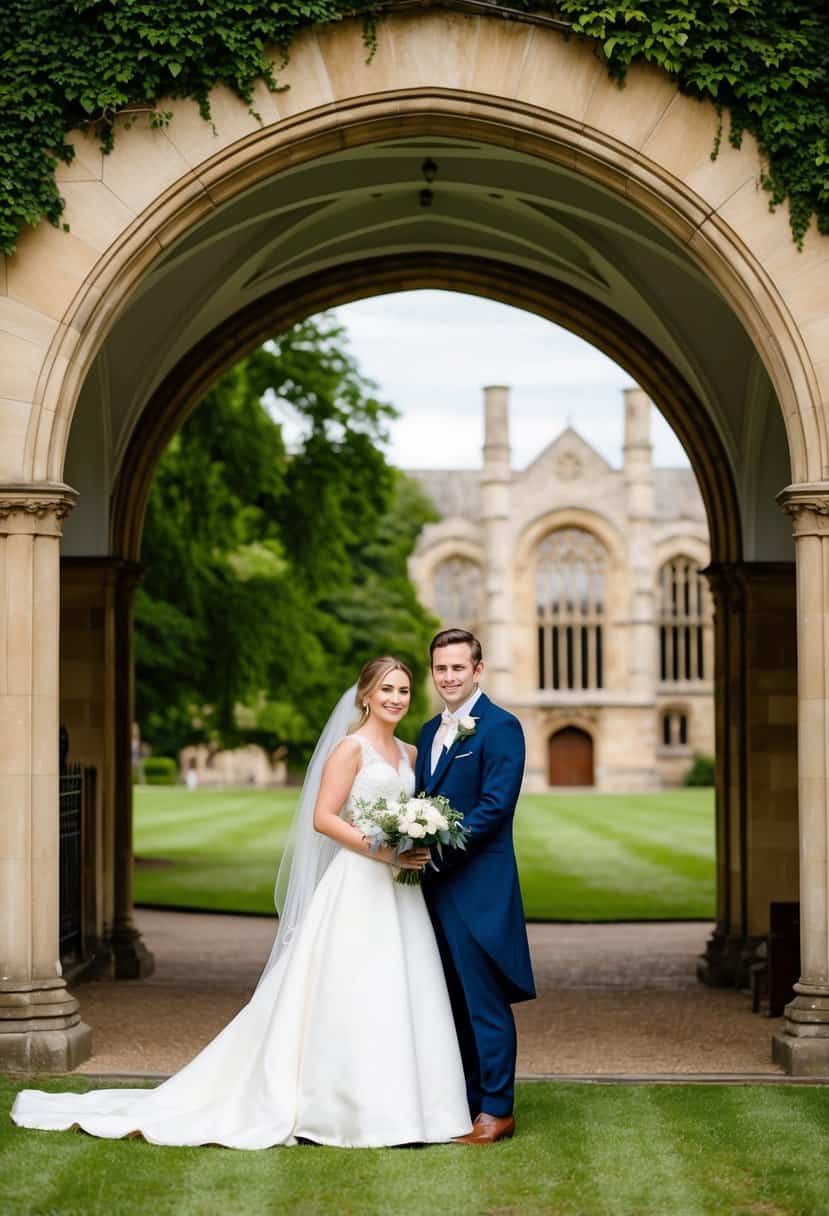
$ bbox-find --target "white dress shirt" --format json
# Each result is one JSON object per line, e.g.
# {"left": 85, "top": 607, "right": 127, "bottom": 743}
{"left": 430, "top": 687, "right": 482, "bottom": 775}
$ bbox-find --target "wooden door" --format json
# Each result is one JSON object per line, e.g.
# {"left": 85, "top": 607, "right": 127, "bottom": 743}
{"left": 548, "top": 727, "right": 594, "bottom": 786}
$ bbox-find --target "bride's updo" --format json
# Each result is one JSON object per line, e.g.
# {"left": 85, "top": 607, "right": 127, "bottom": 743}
{"left": 353, "top": 656, "right": 414, "bottom": 725}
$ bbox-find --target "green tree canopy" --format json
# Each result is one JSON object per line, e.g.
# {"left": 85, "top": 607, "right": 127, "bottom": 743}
{"left": 134, "top": 313, "right": 438, "bottom": 764}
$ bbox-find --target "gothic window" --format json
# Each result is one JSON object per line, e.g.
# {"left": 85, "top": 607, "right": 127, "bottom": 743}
{"left": 661, "top": 708, "right": 689, "bottom": 749}
{"left": 658, "top": 557, "right": 707, "bottom": 682}
{"left": 536, "top": 528, "right": 607, "bottom": 691}
{"left": 433, "top": 556, "right": 482, "bottom": 633}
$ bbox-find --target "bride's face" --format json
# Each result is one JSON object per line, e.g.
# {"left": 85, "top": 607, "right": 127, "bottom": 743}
{"left": 366, "top": 669, "right": 411, "bottom": 726}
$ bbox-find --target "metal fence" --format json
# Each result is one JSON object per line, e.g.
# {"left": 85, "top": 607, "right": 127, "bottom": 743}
{"left": 59, "top": 760, "right": 96, "bottom": 962}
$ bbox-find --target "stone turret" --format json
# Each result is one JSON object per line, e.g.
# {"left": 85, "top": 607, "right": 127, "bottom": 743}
{"left": 623, "top": 386, "right": 657, "bottom": 704}
{"left": 481, "top": 386, "right": 513, "bottom": 698}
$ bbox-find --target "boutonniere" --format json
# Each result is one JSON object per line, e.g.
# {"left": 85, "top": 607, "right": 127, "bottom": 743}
{"left": 455, "top": 715, "right": 478, "bottom": 741}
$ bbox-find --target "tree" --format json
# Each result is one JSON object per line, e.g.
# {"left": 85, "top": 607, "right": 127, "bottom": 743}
{"left": 134, "top": 313, "right": 438, "bottom": 763}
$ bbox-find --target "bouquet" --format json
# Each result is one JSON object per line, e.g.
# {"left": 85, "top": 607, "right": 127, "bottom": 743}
{"left": 351, "top": 792, "right": 470, "bottom": 886}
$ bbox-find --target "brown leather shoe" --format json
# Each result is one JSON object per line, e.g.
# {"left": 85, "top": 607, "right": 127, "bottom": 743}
{"left": 453, "top": 1112, "right": 515, "bottom": 1144}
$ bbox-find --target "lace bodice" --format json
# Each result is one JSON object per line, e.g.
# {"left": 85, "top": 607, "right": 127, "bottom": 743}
{"left": 344, "top": 735, "right": 415, "bottom": 817}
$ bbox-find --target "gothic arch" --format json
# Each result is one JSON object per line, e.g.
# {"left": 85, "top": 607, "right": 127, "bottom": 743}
{"left": 104, "top": 254, "right": 744, "bottom": 565}
{"left": 653, "top": 534, "right": 710, "bottom": 573}
{"left": 3, "top": 4, "right": 828, "bottom": 1075}
{"left": 514, "top": 507, "right": 627, "bottom": 575}
{"left": 3, "top": 5, "right": 825, "bottom": 552}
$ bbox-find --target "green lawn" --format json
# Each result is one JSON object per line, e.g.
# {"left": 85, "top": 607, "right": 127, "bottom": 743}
{"left": 133, "top": 788, "right": 714, "bottom": 921}
{"left": 3, "top": 1077, "right": 829, "bottom": 1216}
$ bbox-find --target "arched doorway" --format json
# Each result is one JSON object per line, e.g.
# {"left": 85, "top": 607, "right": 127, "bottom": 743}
{"left": 548, "top": 727, "right": 594, "bottom": 787}
{"left": 0, "top": 5, "right": 820, "bottom": 1072}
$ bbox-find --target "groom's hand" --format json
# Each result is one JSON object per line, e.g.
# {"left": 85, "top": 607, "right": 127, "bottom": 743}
{"left": 397, "top": 847, "right": 431, "bottom": 870}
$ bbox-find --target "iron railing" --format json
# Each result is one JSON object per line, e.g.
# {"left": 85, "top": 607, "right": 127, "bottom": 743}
{"left": 59, "top": 755, "right": 96, "bottom": 964}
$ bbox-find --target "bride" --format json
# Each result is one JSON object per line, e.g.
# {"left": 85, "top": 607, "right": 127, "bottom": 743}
{"left": 12, "top": 657, "right": 473, "bottom": 1148}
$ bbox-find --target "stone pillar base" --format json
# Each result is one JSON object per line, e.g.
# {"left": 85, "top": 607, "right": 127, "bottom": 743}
{"left": 772, "top": 1031, "right": 829, "bottom": 1076}
{"left": 110, "top": 924, "right": 155, "bottom": 979}
{"left": 63, "top": 936, "right": 114, "bottom": 985}
{"left": 772, "top": 993, "right": 829, "bottom": 1076}
{"left": 0, "top": 979, "right": 93, "bottom": 1073}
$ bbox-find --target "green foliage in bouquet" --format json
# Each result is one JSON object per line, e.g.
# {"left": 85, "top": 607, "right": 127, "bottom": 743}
{"left": 350, "top": 792, "right": 470, "bottom": 886}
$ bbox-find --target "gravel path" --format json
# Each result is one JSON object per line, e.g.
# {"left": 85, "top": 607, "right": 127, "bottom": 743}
{"left": 71, "top": 911, "right": 783, "bottom": 1077}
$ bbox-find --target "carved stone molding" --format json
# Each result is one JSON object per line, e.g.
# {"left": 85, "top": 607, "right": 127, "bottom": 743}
{"left": 777, "top": 484, "right": 829, "bottom": 538}
{"left": 701, "top": 561, "right": 796, "bottom": 617}
{"left": 542, "top": 708, "right": 599, "bottom": 734}
{"left": 554, "top": 450, "right": 583, "bottom": 481}
{"left": 702, "top": 562, "right": 745, "bottom": 615}
{"left": 0, "top": 483, "right": 78, "bottom": 531}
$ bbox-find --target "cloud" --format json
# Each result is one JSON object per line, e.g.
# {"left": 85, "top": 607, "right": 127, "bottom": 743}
{"left": 331, "top": 291, "right": 691, "bottom": 470}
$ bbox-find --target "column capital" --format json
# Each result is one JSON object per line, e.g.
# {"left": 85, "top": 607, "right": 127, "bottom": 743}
{"left": 777, "top": 483, "right": 829, "bottom": 537}
{"left": 702, "top": 561, "right": 745, "bottom": 614}
{"left": 0, "top": 482, "right": 78, "bottom": 535}
{"left": 702, "top": 560, "right": 796, "bottom": 613}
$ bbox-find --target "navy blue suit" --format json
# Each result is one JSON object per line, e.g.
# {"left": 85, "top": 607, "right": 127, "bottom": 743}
{"left": 416, "top": 693, "right": 535, "bottom": 1118}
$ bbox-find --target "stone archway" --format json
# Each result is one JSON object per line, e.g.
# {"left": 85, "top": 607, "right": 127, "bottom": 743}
{"left": 1, "top": 5, "right": 825, "bottom": 1073}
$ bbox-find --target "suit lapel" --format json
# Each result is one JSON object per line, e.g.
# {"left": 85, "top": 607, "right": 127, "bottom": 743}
{"left": 427, "top": 735, "right": 456, "bottom": 793}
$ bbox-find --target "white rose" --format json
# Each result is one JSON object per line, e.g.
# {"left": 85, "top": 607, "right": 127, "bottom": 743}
{"left": 459, "top": 715, "right": 477, "bottom": 731}
{"left": 386, "top": 801, "right": 402, "bottom": 819}
{"left": 406, "top": 798, "right": 431, "bottom": 816}
{"left": 406, "top": 821, "right": 427, "bottom": 839}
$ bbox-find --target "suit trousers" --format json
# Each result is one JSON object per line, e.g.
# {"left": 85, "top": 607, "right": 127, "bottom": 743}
{"left": 430, "top": 904, "right": 517, "bottom": 1118}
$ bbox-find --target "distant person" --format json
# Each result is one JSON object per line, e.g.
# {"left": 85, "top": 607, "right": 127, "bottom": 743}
{"left": 185, "top": 757, "right": 198, "bottom": 791}
{"left": 12, "top": 656, "right": 472, "bottom": 1148}
{"left": 131, "top": 722, "right": 144, "bottom": 785}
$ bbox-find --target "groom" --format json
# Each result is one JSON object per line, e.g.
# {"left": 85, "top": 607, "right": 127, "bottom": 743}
{"left": 416, "top": 628, "right": 535, "bottom": 1144}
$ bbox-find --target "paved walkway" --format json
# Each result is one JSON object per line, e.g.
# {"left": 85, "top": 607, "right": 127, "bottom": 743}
{"left": 73, "top": 910, "right": 783, "bottom": 1077}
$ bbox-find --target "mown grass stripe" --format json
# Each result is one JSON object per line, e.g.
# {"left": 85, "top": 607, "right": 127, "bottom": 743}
{"left": 133, "top": 788, "right": 716, "bottom": 921}
{"left": 8, "top": 1081, "right": 829, "bottom": 1216}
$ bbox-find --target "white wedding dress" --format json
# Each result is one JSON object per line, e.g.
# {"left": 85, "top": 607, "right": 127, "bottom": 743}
{"left": 12, "top": 736, "right": 472, "bottom": 1148}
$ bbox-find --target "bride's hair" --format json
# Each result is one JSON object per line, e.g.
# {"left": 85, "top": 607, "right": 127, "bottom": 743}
{"left": 353, "top": 656, "right": 414, "bottom": 725}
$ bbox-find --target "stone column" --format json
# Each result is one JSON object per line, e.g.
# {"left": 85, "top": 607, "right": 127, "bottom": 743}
{"left": 0, "top": 483, "right": 92, "bottom": 1070}
{"left": 697, "top": 564, "right": 745, "bottom": 986}
{"left": 774, "top": 486, "right": 829, "bottom": 1074}
{"left": 481, "top": 386, "right": 513, "bottom": 700}
{"left": 110, "top": 564, "right": 154, "bottom": 978}
{"left": 697, "top": 562, "right": 798, "bottom": 989}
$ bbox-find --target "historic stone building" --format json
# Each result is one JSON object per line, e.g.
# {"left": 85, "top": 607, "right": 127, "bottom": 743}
{"left": 409, "top": 386, "right": 714, "bottom": 791}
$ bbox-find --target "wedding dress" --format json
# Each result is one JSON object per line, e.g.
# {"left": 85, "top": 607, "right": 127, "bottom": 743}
{"left": 11, "top": 734, "right": 472, "bottom": 1148}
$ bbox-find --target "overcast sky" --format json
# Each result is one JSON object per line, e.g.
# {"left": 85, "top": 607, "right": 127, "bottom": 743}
{"left": 330, "top": 290, "right": 690, "bottom": 471}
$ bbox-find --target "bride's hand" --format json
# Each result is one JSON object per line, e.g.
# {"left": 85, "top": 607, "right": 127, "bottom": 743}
{"left": 395, "top": 847, "right": 432, "bottom": 870}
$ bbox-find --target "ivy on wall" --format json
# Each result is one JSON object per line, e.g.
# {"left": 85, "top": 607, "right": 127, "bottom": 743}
{"left": 0, "top": 0, "right": 826, "bottom": 257}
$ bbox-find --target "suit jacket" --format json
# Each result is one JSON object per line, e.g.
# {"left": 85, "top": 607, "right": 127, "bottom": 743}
{"left": 416, "top": 693, "right": 535, "bottom": 1002}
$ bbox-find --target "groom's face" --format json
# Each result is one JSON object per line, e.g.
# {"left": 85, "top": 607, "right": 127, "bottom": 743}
{"left": 431, "top": 643, "right": 483, "bottom": 711}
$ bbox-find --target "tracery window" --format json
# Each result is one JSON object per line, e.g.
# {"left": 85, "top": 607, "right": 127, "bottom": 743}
{"left": 536, "top": 528, "right": 607, "bottom": 690}
{"left": 433, "top": 556, "right": 482, "bottom": 634}
{"left": 658, "top": 558, "right": 707, "bottom": 682}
